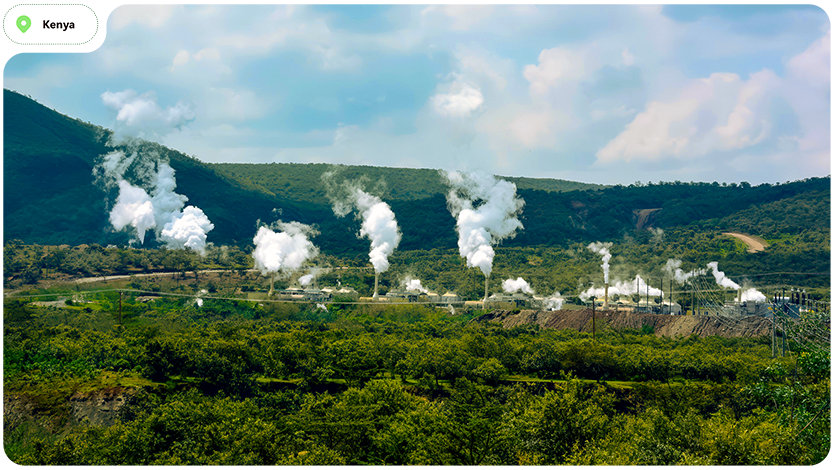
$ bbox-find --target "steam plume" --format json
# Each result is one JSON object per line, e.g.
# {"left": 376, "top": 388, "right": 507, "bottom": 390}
{"left": 299, "top": 267, "right": 329, "bottom": 287}
{"left": 101, "top": 89, "right": 194, "bottom": 144}
{"left": 109, "top": 181, "right": 156, "bottom": 243}
{"left": 160, "top": 206, "right": 215, "bottom": 254}
{"left": 95, "top": 91, "right": 212, "bottom": 253}
{"left": 587, "top": 242, "right": 613, "bottom": 283}
{"left": 706, "top": 262, "right": 740, "bottom": 289}
{"left": 327, "top": 178, "right": 401, "bottom": 274}
{"left": 580, "top": 275, "right": 662, "bottom": 301}
{"left": 543, "top": 292, "right": 565, "bottom": 311}
{"left": 252, "top": 222, "right": 319, "bottom": 277}
{"left": 664, "top": 259, "right": 706, "bottom": 284}
{"left": 403, "top": 276, "right": 429, "bottom": 293}
{"left": 502, "top": 277, "right": 534, "bottom": 294}
{"left": 443, "top": 171, "right": 524, "bottom": 277}
{"left": 740, "top": 289, "right": 767, "bottom": 302}
{"left": 705, "top": 262, "right": 766, "bottom": 302}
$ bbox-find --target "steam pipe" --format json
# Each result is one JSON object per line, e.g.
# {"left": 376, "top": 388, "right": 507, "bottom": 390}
{"left": 373, "top": 272, "right": 380, "bottom": 299}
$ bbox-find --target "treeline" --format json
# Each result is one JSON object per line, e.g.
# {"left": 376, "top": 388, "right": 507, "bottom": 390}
{"left": 4, "top": 298, "right": 830, "bottom": 465}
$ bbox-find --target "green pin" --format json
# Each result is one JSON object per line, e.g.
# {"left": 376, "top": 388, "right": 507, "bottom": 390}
{"left": 16, "top": 15, "right": 31, "bottom": 33}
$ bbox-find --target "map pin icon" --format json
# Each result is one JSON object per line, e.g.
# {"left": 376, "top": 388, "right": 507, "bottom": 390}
{"left": 17, "top": 15, "right": 31, "bottom": 33}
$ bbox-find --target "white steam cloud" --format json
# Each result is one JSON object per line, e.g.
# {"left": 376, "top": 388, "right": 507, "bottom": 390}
{"left": 103, "top": 161, "right": 214, "bottom": 254}
{"left": 160, "top": 206, "right": 215, "bottom": 253}
{"left": 328, "top": 179, "right": 401, "bottom": 274}
{"left": 664, "top": 259, "right": 706, "bottom": 284}
{"left": 740, "top": 289, "right": 767, "bottom": 302}
{"left": 444, "top": 171, "right": 524, "bottom": 277}
{"left": 587, "top": 241, "right": 613, "bottom": 284}
{"left": 706, "top": 261, "right": 741, "bottom": 290}
{"left": 502, "top": 277, "right": 534, "bottom": 294}
{"left": 543, "top": 292, "right": 565, "bottom": 311}
{"left": 404, "top": 277, "right": 429, "bottom": 293}
{"left": 252, "top": 222, "right": 319, "bottom": 276}
{"left": 109, "top": 181, "right": 156, "bottom": 244}
{"left": 580, "top": 275, "right": 662, "bottom": 301}
{"left": 299, "top": 267, "right": 329, "bottom": 287}
{"left": 101, "top": 89, "right": 194, "bottom": 144}
{"left": 706, "top": 262, "right": 766, "bottom": 302}
{"left": 95, "top": 91, "right": 213, "bottom": 254}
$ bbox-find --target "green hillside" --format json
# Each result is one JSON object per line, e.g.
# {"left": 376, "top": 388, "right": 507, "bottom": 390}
{"left": 211, "top": 162, "right": 605, "bottom": 205}
{"left": 3, "top": 89, "right": 830, "bottom": 263}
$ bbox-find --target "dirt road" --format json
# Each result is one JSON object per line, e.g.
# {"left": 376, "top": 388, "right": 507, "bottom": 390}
{"left": 723, "top": 232, "right": 768, "bottom": 253}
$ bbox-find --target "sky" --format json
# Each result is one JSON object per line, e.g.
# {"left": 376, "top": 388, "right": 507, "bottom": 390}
{"left": 4, "top": 4, "right": 831, "bottom": 185}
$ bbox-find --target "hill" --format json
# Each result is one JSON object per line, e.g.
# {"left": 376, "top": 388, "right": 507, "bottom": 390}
{"left": 211, "top": 162, "right": 604, "bottom": 205}
{"left": 3, "top": 89, "right": 830, "bottom": 259}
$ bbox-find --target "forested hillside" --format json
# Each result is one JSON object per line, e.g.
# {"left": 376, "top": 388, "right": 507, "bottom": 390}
{"left": 211, "top": 162, "right": 605, "bottom": 205}
{"left": 4, "top": 89, "right": 830, "bottom": 260}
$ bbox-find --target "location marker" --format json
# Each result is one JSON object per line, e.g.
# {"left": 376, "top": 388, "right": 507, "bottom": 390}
{"left": 16, "top": 15, "right": 31, "bottom": 33}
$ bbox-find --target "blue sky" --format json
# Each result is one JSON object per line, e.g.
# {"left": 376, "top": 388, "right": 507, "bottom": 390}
{"left": 4, "top": 4, "right": 830, "bottom": 184}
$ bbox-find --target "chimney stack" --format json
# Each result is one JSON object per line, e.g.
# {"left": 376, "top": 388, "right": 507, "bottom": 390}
{"left": 484, "top": 276, "right": 489, "bottom": 302}
{"left": 604, "top": 283, "right": 609, "bottom": 309}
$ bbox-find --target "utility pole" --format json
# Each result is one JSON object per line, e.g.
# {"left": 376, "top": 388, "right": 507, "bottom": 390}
{"left": 591, "top": 296, "right": 596, "bottom": 340}
{"left": 771, "top": 311, "right": 776, "bottom": 358}
{"left": 781, "top": 317, "right": 786, "bottom": 357}
{"left": 660, "top": 279, "right": 664, "bottom": 313}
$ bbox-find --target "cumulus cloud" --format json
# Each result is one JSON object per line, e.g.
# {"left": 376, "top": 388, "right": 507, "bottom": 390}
{"left": 524, "top": 47, "right": 587, "bottom": 95}
{"left": 597, "top": 30, "right": 829, "bottom": 172}
{"left": 431, "top": 82, "right": 484, "bottom": 118}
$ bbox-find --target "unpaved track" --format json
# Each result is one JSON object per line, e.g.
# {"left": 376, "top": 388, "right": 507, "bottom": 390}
{"left": 71, "top": 269, "right": 256, "bottom": 285}
{"left": 723, "top": 232, "right": 767, "bottom": 253}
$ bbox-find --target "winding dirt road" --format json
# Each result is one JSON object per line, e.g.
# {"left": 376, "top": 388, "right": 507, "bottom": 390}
{"left": 723, "top": 232, "right": 768, "bottom": 253}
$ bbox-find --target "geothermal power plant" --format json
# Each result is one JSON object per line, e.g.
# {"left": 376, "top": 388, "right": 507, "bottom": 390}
{"left": 89, "top": 90, "right": 823, "bottom": 322}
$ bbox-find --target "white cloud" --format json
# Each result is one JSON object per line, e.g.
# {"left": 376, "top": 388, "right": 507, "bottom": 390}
{"left": 523, "top": 47, "right": 587, "bottom": 95}
{"left": 597, "top": 30, "right": 829, "bottom": 170}
{"left": 431, "top": 82, "right": 484, "bottom": 118}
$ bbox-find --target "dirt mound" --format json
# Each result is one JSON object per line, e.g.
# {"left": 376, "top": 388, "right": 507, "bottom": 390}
{"left": 634, "top": 208, "right": 662, "bottom": 230}
{"left": 476, "top": 308, "right": 771, "bottom": 338}
{"left": 69, "top": 386, "right": 136, "bottom": 427}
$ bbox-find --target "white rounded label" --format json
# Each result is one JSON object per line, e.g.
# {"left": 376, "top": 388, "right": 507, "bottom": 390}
{"left": 3, "top": 4, "right": 98, "bottom": 45}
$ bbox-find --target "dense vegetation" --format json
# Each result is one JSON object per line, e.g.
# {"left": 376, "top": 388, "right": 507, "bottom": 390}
{"left": 4, "top": 293, "right": 830, "bottom": 465}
